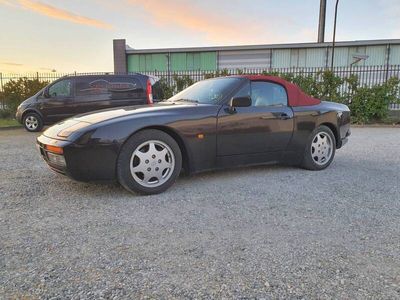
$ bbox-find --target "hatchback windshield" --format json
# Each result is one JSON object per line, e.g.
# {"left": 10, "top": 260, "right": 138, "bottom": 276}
{"left": 168, "top": 77, "right": 242, "bottom": 104}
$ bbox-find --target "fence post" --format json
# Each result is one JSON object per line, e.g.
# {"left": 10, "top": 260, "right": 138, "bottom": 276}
{"left": 385, "top": 44, "right": 390, "bottom": 82}
{"left": 0, "top": 72, "right": 3, "bottom": 109}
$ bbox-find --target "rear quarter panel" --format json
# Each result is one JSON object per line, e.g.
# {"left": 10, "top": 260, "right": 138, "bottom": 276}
{"left": 284, "top": 101, "right": 350, "bottom": 163}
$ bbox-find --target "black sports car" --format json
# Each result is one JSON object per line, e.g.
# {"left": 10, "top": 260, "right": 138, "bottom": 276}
{"left": 37, "top": 75, "right": 351, "bottom": 195}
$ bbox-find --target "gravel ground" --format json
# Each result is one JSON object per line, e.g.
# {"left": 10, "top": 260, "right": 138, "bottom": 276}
{"left": 1, "top": 127, "right": 400, "bottom": 299}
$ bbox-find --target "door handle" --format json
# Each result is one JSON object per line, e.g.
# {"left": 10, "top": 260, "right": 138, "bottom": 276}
{"left": 279, "top": 113, "right": 292, "bottom": 120}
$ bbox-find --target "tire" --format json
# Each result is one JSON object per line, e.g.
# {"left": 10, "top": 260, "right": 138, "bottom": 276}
{"left": 301, "top": 125, "right": 336, "bottom": 171}
{"left": 23, "top": 112, "right": 43, "bottom": 132}
{"left": 117, "top": 129, "right": 182, "bottom": 195}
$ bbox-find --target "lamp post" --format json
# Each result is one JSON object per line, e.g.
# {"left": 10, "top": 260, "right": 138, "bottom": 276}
{"left": 317, "top": 0, "right": 327, "bottom": 43}
{"left": 331, "top": 0, "right": 340, "bottom": 69}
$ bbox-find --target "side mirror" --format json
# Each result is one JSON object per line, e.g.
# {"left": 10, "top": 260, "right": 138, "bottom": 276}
{"left": 227, "top": 96, "right": 251, "bottom": 113}
{"left": 43, "top": 88, "right": 50, "bottom": 98}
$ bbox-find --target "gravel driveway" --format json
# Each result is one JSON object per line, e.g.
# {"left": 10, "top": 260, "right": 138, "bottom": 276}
{"left": 1, "top": 127, "right": 400, "bottom": 299}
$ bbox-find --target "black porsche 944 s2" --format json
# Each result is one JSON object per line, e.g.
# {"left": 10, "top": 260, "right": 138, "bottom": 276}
{"left": 37, "top": 75, "right": 351, "bottom": 195}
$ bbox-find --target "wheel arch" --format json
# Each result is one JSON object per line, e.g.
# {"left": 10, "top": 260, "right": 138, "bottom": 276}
{"left": 22, "top": 108, "right": 43, "bottom": 121}
{"left": 320, "top": 122, "right": 339, "bottom": 147}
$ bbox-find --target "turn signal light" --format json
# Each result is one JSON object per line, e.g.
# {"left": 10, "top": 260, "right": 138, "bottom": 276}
{"left": 45, "top": 145, "right": 63, "bottom": 155}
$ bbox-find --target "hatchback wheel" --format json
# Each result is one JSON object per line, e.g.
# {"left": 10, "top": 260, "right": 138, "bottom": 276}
{"left": 23, "top": 113, "right": 43, "bottom": 132}
{"left": 117, "top": 129, "right": 182, "bottom": 195}
{"left": 302, "top": 125, "right": 336, "bottom": 170}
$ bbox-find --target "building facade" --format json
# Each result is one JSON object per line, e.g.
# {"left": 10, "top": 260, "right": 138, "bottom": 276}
{"left": 114, "top": 39, "right": 400, "bottom": 73}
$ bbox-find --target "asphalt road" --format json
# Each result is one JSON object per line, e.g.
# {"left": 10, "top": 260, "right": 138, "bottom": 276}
{"left": 1, "top": 127, "right": 400, "bottom": 299}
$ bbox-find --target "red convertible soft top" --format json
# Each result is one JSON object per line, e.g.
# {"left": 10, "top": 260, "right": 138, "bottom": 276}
{"left": 237, "top": 75, "right": 321, "bottom": 107}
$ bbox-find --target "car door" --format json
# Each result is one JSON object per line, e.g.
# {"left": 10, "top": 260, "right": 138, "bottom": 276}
{"left": 217, "top": 80, "right": 294, "bottom": 156}
{"left": 38, "top": 78, "right": 75, "bottom": 123}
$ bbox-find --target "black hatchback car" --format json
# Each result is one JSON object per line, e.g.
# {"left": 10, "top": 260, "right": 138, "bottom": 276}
{"left": 16, "top": 73, "right": 163, "bottom": 132}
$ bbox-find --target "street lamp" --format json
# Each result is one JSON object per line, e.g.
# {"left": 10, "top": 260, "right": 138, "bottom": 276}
{"left": 331, "top": 0, "right": 340, "bottom": 69}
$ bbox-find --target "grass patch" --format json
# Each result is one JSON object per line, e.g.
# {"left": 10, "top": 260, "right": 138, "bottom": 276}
{"left": 0, "top": 119, "right": 21, "bottom": 128}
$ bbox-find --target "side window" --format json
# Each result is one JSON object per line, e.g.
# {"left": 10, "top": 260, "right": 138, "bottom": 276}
{"left": 48, "top": 79, "right": 72, "bottom": 98}
{"left": 233, "top": 81, "right": 251, "bottom": 98}
{"left": 110, "top": 77, "right": 144, "bottom": 100}
{"left": 76, "top": 77, "right": 143, "bottom": 99}
{"left": 251, "top": 82, "right": 288, "bottom": 107}
{"left": 76, "top": 78, "right": 110, "bottom": 96}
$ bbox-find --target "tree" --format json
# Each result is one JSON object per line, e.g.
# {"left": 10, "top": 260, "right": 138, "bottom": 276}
{"left": 2, "top": 78, "right": 48, "bottom": 113}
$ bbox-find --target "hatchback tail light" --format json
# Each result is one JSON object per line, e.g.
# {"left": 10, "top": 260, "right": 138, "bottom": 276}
{"left": 146, "top": 79, "right": 153, "bottom": 104}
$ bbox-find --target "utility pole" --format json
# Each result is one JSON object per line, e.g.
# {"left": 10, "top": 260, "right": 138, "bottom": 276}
{"left": 331, "top": 0, "right": 340, "bottom": 69}
{"left": 317, "top": 0, "right": 326, "bottom": 43}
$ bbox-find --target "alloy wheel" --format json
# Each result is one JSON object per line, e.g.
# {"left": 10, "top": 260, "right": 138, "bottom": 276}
{"left": 311, "top": 132, "right": 333, "bottom": 166}
{"left": 130, "top": 140, "right": 175, "bottom": 188}
{"left": 25, "top": 116, "right": 39, "bottom": 130}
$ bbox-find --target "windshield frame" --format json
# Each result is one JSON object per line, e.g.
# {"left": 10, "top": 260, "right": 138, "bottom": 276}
{"left": 167, "top": 77, "right": 246, "bottom": 105}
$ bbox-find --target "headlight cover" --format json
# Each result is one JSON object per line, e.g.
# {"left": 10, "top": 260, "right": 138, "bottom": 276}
{"left": 57, "top": 121, "right": 91, "bottom": 138}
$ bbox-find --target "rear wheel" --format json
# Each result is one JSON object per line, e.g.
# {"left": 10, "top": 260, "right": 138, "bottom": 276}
{"left": 23, "top": 112, "right": 43, "bottom": 132}
{"left": 302, "top": 125, "right": 336, "bottom": 170}
{"left": 117, "top": 129, "right": 182, "bottom": 195}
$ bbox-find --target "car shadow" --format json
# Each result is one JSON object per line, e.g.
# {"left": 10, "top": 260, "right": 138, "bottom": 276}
{"left": 47, "top": 154, "right": 392, "bottom": 200}
{"left": 52, "top": 163, "right": 298, "bottom": 199}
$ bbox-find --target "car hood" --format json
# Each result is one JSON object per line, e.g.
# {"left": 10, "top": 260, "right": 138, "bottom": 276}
{"left": 19, "top": 88, "right": 45, "bottom": 108}
{"left": 73, "top": 101, "right": 197, "bottom": 123}
{"left": 43, "top": 101, "right": 205, "bottom": 140}
{"left": 19, "top": 95, "right": 37, "bottom": 107}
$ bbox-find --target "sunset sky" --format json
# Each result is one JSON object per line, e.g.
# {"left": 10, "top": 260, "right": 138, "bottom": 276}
{"left": 0, "top": 0, "right": 399, "bottom": 73}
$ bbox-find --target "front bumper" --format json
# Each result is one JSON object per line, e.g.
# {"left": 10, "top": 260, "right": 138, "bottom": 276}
{"left": 338, "top": 128, "right": 351, "bottom": 149}
{"left": 37, "top": 135, "right": 70, "bottom": 176}
{"left": 37, "top": 134, "right": 118, "bottom": 182}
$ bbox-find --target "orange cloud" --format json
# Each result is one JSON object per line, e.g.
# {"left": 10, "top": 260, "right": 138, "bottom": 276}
{"left": 3, "top": 0, "right": 113, "bottom": 30}
{"left": 127, "top": 0, "right": 277, "bottom": 44}
{"left": 1, "top": 62, "right": 23, "bottom": 66}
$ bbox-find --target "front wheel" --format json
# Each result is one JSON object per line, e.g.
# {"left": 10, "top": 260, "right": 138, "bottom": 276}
{"left": 117, "top": 129, "right": 182, "bottom": 195}
{"left": 301, "top": 125, "right": 336, "bottom": 170}
{"left": 23, "top": 112, "right": 43, "bottom": 132}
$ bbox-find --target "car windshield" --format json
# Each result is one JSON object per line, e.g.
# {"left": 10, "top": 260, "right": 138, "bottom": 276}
{"left": 167, "top": 77, "right": 242, "bottom": 104}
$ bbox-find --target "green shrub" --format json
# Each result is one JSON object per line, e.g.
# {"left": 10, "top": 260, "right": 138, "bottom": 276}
{"left": 156, "top": 75, "right": 194, "bottom": 99}
{"left": 173, "top": 75, "right": 194, "bottom": 92}
{"left": 157, "top": 78, "right": 174, "bottom": 99}
{"left": 2, "top": 78, "right": 48, "bottom": 114}
{"left": 0, "top": 109, "right": 13, "bottom": 119}
{"left": 345, "top": 77, "right": 400, "bottom": 123}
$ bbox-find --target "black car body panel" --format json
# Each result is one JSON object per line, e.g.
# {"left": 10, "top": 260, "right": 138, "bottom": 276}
{"left": 37, "top": 76, "right": 351, "bottom": 182}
